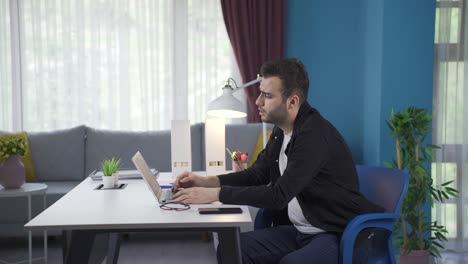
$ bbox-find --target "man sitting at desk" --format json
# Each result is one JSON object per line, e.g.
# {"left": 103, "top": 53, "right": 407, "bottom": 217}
{"left": 172, "top": 58, "right": 384, "bottom": 264}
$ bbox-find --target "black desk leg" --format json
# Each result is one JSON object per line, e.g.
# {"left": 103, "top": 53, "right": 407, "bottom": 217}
{"left": 62, "top": 230, "right": 118, "bottom": 264}
{"left": 106, "top": 233, "right": 122, "bottom": 264}
{"left": 62, "top": 230, "right": 70, "bottom": 264}
{"left": 63, "top": 230, "right": 96, "bottom": 264}
{"left": 217, "top": 227, "right": 242, "bottom": 264}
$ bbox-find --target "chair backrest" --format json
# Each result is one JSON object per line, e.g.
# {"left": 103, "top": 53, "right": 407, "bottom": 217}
{"left": 355, "top": 165, "right": 409, "bottom": 213}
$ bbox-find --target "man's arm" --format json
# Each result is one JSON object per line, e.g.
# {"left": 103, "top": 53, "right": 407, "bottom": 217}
{"left": 217, "top": 149, "right": 270, "bottom": 186}
{"left": 204, "top": 176, "right": 221, "bottom": 187}
{"left": 217, "top": 127, "right": 280, "bottom": 187}
{"left": 172, "top": 127, "right": 279, "bottom": 203}
{"left": 219, "top": 126, "right": 329, "bottom": 209}
{"left": 173, "top": 187, "right": 220, "bottom": 204}
{"left": 172, "top": 172, "right": 220, "bottom": 191}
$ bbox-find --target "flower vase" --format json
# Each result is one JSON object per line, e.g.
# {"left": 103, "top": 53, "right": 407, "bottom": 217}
{"left": 0, "top": 154, "right": 26, "bottom": 189}
{"left": 232, "top": 160, "right": 248, "bottom": 172}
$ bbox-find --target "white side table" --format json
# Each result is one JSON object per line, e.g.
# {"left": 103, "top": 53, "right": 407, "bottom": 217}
{"left": 0, "top": 183, "right": 48, "bottom": 264}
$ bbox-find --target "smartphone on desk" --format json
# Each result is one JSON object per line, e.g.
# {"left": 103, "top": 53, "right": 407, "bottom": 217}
{"left": 198, "top": 207, "right": 243, "bottom": 214}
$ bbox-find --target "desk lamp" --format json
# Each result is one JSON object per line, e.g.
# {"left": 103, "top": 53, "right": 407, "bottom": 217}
{"left": 207, "top": 75, "right": 268, "bottom": 148}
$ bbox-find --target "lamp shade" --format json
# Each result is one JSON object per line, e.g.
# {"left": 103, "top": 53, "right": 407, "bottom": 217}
{"left": 206, "top": 76, "right": 267, "bottom": 148}
{"left": 207, "top": 86, "right": 247, "bottom": 118}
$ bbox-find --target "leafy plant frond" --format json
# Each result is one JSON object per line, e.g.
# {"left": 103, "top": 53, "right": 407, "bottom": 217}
{"left": 101, "top": 158, "right": 121, "bottom": 176}
{"left": 386, "top": 107, "right": 458, "bottom": 257}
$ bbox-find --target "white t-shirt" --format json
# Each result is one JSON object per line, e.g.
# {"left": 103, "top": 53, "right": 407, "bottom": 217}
{"left": 279, "top": 131, "right": 324, "bottom": 234}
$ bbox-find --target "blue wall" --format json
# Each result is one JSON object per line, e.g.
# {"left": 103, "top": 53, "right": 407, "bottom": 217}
{"left": 378, "top": 0, "right": 436, "bottom": 165}
{"left": 286, "top": 0, "right": 366, "bottom": 162}
{"left": 286, "top": 0, "right": 435, "bottom": 166}
{"left": 362, "top": 0, "right": 384, "bottom": 166}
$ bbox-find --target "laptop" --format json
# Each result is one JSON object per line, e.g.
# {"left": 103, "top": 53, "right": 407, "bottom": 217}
{"left": 131, "top": 151, "right": 174, "bottom": 204}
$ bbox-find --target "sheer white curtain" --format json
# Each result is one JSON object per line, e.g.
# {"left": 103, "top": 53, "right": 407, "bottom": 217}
{"left": 20, "top": 0, "right": 174, "bottom": 131}
{"left": 187, "top": 0, "right": 241, "bottom": 124}
{"left": 0, "top": 0, "right": 237, "bottom": 132}
{"left": 433, "top": 0, "right": 468, "bottom": 252}
{"left": 0, "top": 1, "right": 12, "bottom": 132}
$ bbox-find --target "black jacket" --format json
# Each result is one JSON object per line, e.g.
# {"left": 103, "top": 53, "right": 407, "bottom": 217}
{"left": 218, "top": 102, "right": 384, "bottom": 233}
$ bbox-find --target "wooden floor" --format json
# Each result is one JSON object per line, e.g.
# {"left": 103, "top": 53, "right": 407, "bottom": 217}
{"left": 0, "top": 232, "right": 467, "bottom": 264}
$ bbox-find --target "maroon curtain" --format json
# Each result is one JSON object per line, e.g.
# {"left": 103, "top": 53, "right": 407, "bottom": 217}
{"left": 221, "top": 0, "right": 285, "bottom": 123}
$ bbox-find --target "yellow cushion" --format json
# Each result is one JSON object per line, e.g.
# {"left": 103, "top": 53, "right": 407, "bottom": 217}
{"left": 248, "top": 129, "right": 273, "bottom": 167}
{"left": 0, "top": 132, "right": 37, "bottom": 182}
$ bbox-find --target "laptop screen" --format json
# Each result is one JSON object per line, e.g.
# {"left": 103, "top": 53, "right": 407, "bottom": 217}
{"left": 131, "top": 151, "right": 163, "bottom": 201}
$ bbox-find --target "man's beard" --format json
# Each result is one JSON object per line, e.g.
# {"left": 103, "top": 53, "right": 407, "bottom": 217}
{"left": 261, "top": 104, "right": 288, "bottom": 126}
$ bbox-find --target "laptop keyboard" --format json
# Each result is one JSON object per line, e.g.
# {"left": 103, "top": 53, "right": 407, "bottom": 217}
{"left": 161, "top": 189, "right": 174, "bottom": 201}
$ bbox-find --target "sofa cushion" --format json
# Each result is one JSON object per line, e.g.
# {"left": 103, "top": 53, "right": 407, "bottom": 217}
{"left": 0, "top": 181, "right": 79, "bottom": 237}
{"left": 45, "top": 181, "right": 80, "bottom": 196}
{"left": 0, "top": 131, "right": 37, "bottom": 182}
{"left": 44, "top": 181, "right": 81, "bottom": 205}
{"left": 28, "top": 126, "right": 86, "bottom": 181}
{"left": 85, "top": 127, "right": 172, "bottom": 175}
{"left": 85, "top": 124, "right": 205, "bottom": 175}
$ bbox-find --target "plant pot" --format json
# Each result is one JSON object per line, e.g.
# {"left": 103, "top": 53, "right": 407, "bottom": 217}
{"left": 102, "top": 175, "right": 115, "bottom": 189}
{"left": 112, "top": 172, "right": 119, "bottom": 186}
{"left": 399, "top": 248, "right": 430, "bottom": 264}
{"left": 0, "top": 154, "right": 26, "bottom": 189}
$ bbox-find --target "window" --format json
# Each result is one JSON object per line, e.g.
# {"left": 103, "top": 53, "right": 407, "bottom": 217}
{"left": 0, "top": 1, "right": 13, "bottom": 131}
{"left": 433, "top": 0, "right": 468, "bottom": 251}
{"left": 0, "top": 0, "right": 238, "bottom": 132}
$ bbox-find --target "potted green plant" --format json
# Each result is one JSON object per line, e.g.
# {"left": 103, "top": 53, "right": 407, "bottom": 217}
{"left": 0, "top": 138, "right": 28, "bottom": 188}
{"left": 101, "top": 158, "right": 121, "bottom": 188}
{"left": 386, "top": 107, "right": 458, "bottom": 263}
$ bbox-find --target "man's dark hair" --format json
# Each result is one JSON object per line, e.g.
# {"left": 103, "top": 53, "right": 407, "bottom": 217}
{"left": 260, "top": 58, "right": 309, "bottom": 104}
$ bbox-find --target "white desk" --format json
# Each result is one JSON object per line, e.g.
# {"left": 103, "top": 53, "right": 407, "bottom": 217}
{"left": 25, "top": 172, "right": 251, "bottom": 264}
{"left": 0, "top": 183, "right": 48, "bottom": 264}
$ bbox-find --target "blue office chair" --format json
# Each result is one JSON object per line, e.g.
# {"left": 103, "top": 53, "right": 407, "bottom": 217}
{"left": 254, "top": 165, "right": 409, "bottom": 264}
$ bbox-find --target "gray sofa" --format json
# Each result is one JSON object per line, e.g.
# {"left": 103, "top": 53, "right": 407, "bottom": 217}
{"left": 0, "top": 123, "right": 271, "bottom": 237}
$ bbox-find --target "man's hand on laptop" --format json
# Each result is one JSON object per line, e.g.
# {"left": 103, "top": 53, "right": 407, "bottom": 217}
{"left": 173, "top": 187, "right": 220, "bottom": 204}
{"left": 172, "top": 171, "right": 220, "bottom": 192}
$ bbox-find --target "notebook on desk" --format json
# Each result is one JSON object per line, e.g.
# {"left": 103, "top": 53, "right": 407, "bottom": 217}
{"left": 131, "top": 151, "right": 174, "bottom": 204}
{"left": 89, "top": 168, "right": 159, "bottom": 181}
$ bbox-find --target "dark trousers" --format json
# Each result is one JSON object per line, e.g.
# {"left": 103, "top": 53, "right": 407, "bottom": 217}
{"left": 218, "top": 225, "right": 373, "bottom": 264}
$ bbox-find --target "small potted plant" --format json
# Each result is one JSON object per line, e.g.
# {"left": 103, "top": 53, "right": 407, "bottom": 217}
{"left": 0, "top": 138, "right": 28, "bottom": 188}
{"left": 101, "top": 158, "right": 121, "bottom": 189}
